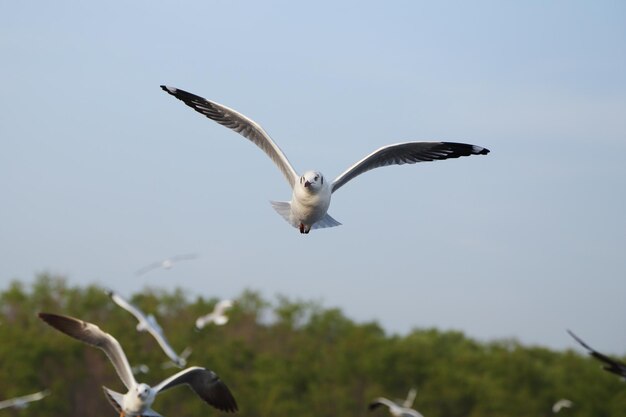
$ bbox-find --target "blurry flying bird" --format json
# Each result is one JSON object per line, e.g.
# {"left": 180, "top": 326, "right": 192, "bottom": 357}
{"left": 568, "top": 329, "right": 626, "bottom": 379}
{"left": 135, "top": 254, "right": 198, "bottom": 276}
{"left": 552, "top": 398, "right": 573, "bottom": 413}
{"left": 369, "top": 391, "right": 424, "bottom": 417}
{"left": 107, "top": 289, "right": 189, "bottom": 368}
{"left": 0, "top": 390, "right": 49, "bottom": 410}
{"left": 195, "top": 300, "right": 234, "bottom": 329}
{"left": 38, "top": 312, "right": 237, "bottom": 417}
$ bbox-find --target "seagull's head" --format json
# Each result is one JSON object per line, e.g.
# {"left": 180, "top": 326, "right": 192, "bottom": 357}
{"left": 299, "top": 171, "right": 325, "bottom": 193}
{"left": 135, "top": 383, "right": 153, "bottom": 401}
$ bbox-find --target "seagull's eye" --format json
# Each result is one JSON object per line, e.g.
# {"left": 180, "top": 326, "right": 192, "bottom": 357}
{"left": 314, "top": 176, "right": 318, "bottom": 181}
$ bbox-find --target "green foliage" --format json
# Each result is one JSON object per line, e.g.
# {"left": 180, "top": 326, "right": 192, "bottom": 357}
{"left": 1, "top": 274, "right": 625, "bottom": 417}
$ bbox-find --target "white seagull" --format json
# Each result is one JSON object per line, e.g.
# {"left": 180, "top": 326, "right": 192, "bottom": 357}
{"left": 195, "top": 300, "right": 234, "bottom": 330}
{"left": 0, "top": 390, "right": 49, "bottom": 410}
{"left": 369, "top": 390, "right": 424, "bottom": 417}
{"left": 135, "top": 254, "right": 198, "bottom": 276}
{"left": 161, "top": 86, "right": 490, "bottom": 234}
{"left": 107, "top": 289, "right": 189, "bottom": 368}
{"left": 38, "top": 312, "right": 237, "bottom": 417}
{"left": 568, "top": 329, "right": 626, "bottom": 379}
{"left": 552, "top": 398, "right": 573, "bottom": 413}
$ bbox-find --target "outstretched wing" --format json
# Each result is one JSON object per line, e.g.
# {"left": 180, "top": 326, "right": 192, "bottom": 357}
{"left": 148, "top": 325, "right": 185, "bottom": 368}
{"left": 332, "top": 141, "right": 489, "bottom": 193}
{"left": 135, "top": 261, "right": 163, "bottom": 276}
{"left": 106, "top": 290, "right": 150, "bottom": 325}
{"left": 154, "top": 366, "right": 238, "bottom": 412}
{"left": 568, "top": 329, "right": 626, "bottom": 378}
{"left": 368, "top": 397, "right": 397, "bottom": 411}
{"left": 161, "top": 86, "right": 299, "bottom": 189}
{"left": 38, "top": 313, "right": 136, "bottom": 390}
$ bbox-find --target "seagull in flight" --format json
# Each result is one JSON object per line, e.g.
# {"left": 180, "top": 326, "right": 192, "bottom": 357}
{"left": 38, "top": 312, "right": 237, "bottom": 417}
{"left": 161, "top": 86, "right": 490, "bottom": 234}
{"left": 369, "top": 389, "right": 424, "bottom": 417}
{"left": 135, "top": 254, "right": 198, "bottom": 276}
{"left": 568, "top": 329, "right": 626, "bottom": 379}
{"left": 107, "top": 289, "right": 189, "bottom": 368}
{"left": 195, "top": 300, "right": 234, "bottom": 330}
{"left": 0, "top": 390, "right": 49, "bottom": 410}
{"left": 552, "top": 398, "right": 573, "bottom": 413}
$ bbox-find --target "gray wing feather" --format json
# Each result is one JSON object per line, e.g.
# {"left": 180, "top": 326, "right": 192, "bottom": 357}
{"left": 161, "top": 86, "right": 298, "bottom": 189}
{"left": 332, "top": 141, "right": 490, "bottom": 193}
{"left": 154, "top": 366, "right": 238, "bottom": 412}
{"left": 38, "top": 313, "right": 136, "bottom": 390}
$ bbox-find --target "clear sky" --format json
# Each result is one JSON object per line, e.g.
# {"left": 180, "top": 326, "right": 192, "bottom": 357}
{"left": 1, "top": 1, "right": 625, "bottom": 353}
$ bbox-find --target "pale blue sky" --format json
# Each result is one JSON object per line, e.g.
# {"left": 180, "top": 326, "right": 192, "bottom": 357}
{"left": 1, "top": 1, "right": 625, "bottom": 353}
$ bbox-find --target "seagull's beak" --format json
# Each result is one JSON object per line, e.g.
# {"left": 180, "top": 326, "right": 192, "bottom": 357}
{"left": 304, "top": 180, "right": 311, "bottom": 188}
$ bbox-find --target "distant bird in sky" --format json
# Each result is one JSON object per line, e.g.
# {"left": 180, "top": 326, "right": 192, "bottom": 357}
{"left": 38, "top": 312, "right": 237, "bottom": 417}
{"left": 0, "top": 390, "right": 49, "bottom": 410}
{"left": 107, "top": 289, "right": 189, "bottom": 368}
{"left": 568, "top": 329, "right": 626, "bottom": 379}
{"left": 552, "top": 398, "right": 573, "bottom": 413}
{"left": 369, "top": 389, "right": 424, "bottom": 417}
{"left": 135, "top": 253, "right": 198, "bottom": 276}
{"left": 195, "top": 300, "right": 234, "bottom": 330}
{"left": 131, "top": 364, "right": 150, "bottom": 376}
{"left": 161, "top": 86, "right": 490, "bottom": 234}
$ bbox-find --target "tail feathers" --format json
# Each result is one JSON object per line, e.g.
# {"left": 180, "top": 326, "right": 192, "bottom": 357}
{"left": 102, "top": 387, "right": 124, "bottom": 414}
{"left": 270, "top": 201, "right": 297, "bottom": 227}
{"left": 102, "top": 387, "right": 163, "bottom": 417}
{"left": 271, "top": 201, "right": 342, "bottom": 230}
{"left": 312, "top": 213, "right": 342, "bottom": 229}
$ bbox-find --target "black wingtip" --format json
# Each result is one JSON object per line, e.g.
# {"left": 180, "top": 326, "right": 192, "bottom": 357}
{"left": 567, "top": 329, "right": 589, "bottom": 350}
{"left": 479, "top": 147, "right": 490, "bottom": 155}
{"left": 368, "top": 402, "right": 382, "bottom": 411}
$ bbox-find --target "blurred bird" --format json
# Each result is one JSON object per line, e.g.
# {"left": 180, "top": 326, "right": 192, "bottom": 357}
{"left": 369, "top": 389, "right": 424, "bottom": 417}
{"left": 161, "top": 86, "right": 490, "bottom": 234}
{"left": 568, "top": 329, "right": 626, "bottom": 379}
{"left": 195, "top": 300, "right": 234, "bottom": 329}
{"left": 107, "top": 289, "right": 189, "bottom": 368}
{"left": 552, "top": 398, "right": 573, "bottom": 413}
{"left": 0, "top": 390, "right": 49, "bottom": 410}
{"left": 135, "top": 254, "right": 198, "bottom": 276}
{"left": 38, "top": 312, "right": 237, "bottom": 417}
{"left": 132, "top": 364, "right": 150, "bottom": 376}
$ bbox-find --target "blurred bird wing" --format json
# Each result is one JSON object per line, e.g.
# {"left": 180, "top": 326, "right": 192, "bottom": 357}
{"left": 108, "top": 291, "right": 150, "bottom": 325}
{"left": 154, "top": 366, "right": 238, "bottom": 412}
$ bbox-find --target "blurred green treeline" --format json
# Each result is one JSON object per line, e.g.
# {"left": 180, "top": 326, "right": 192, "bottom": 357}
{"left": 0, "top": 274, "right": 625, "bottom": 417}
